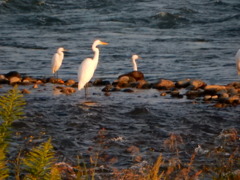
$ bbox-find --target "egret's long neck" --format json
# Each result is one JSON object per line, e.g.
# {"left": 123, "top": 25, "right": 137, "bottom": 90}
{"left": 132, "top": 59, "right": 138, "bottom": 71}
{"left": 92, "top": 46, "right": 99, "bottom": 62}
{"left": 58, "top": 51, "right": 64, "bottom": 58}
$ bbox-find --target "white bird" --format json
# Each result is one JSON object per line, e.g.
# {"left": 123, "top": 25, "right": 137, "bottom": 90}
{"left": 236, "top": 49, "right": 240, "bottom": 75}
{"left": 132, "top": 54, "right": 140, "bottom": 71}
{"left": 51, "top": 47, "right": 68, "bottom": 78}
{"left": 78, "top": 40, "right": 108, "bottom": 96}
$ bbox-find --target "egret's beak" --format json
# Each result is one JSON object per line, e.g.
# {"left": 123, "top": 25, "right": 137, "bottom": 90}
{"left": 64, "top": 49, "right": 69, "bottom": 52}
{"left": 100, "top": 42, "right": 108, "bottom": 45}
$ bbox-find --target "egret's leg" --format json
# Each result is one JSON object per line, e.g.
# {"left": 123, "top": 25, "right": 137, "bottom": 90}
{"left": 84, "top": 83, "right": 89, "bottom": 98}
{"left": 84, "top": 86, "right": 87, "bottom": 99}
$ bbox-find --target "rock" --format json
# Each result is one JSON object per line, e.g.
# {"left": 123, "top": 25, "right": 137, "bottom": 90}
{"left": 227, "top": 81, "right": 240, "bottom": 89}
{"left": 136, "top": 79, "right": 149, "bottom": 89}
{"left": 22, "top": 76, "right": 37, "bottom": 84}
{"left": 175, "top": 79, "right": 191, "bottom": 88}
{"left": 60, "top": 87, "right": 76, "bottom": 95}
{"left": 65, "top": 79, "right": 75, "bottom": 86}
{"left": 93, "top": 79, "right": 110, "bottom": 86}
{"left": 122, "top": 88, "right": 135, "bottom": 93}
{"left": 217, "top": 92, "right": 229, "bottom": 99}
{"left": 104, "top": 92, "right": 111, "bottom": 96}
{"left": 0, "top": 75, "right": 9, "bottom": 84}
{"left": 32, "top": 84, "right": 38, "bottom": 89}
{"left": 186, "top": 89, "right": 204, "bottom": 99}
{"left": 47, "top": 77, "right": 64, "bottom": 84}
{"left": 211, "top": 95, "right": 218, "bottom": 100}
{"left": 224, "top": 95, "right": 240, "bottom": 104}
{"left": 153, "top": 79, "right": 175, "bottom": 90}
{"left": 119, "top": 71, "right": 144, "bottom": 81}
{"left": 21, "top": 89, "right": 31, "bottom": 94}
{"left": 188, "top": 79, "right": 207, "bottom": 90}
{"left": 203, "top": 95, "right": 212, "bottom": 101}
{"left": 115, "top": 76, "right": 136, "bottom": 88}
{"left": 160, "top": 92, "right": 167, "bottom": 96}
{"left": 9, "top": 77, "right": 21, "bottom": 85}
{"left": 102, "top": 84, "right": 114, "bottom": 92}
{"left": 214, "top": 103, "right": 228, "bottom": 108}
{"left": 204, "top": 85, "right": 227, "bottom": 95}
{"left": 170, "top": 90, "right": 183, "bottom": 98}
{"left": 227, "top": 88, "right": 238, "bottom": 96}
{"left": 5, "top": 71, "right": 21, "bottom": 79}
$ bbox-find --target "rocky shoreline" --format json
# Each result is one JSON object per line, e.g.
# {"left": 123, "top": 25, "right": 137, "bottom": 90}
{"left": 1, "top": 71, "right": 240, "bottom": 108}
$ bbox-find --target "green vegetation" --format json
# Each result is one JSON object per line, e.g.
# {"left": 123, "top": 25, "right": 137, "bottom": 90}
{"left": 0, "top": 87, "right": 240, "bottom": 179}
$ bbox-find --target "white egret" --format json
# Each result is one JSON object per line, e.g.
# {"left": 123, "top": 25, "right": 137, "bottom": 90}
{"left": 118, "top": 54, "right": 144, "bottom": 81}
{"left": 51, "top": 47, "right": 68, "bottom": 78}
{"left": 132, "top": 54, "right": 140, "bottom": 71}
{"left": 236, "top": 49, "right": 240, "bottom": 75}
{"left": 78, "top": 39, "right": 108, "bottom": 96}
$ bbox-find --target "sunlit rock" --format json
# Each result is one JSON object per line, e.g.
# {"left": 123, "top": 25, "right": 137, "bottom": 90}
{"left": 153, "top": 79, "right": 175, "bottom": 90}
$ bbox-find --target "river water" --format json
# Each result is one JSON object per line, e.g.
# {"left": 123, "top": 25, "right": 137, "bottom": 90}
{"left": 1, "top": 0, "right": 240, "bottom": 177}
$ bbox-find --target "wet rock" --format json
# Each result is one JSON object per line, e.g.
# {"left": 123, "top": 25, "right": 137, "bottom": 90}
{"left": 211, "top": 95, "right": 218, "bottom": 100}
{"left": 217, "top": 91, "right": 229, "bottom": 99}
{"left": 93, "top": 79, "right": 110, "bottom": 86}
{"left": 204, "top": 85, "right": 227, "bottom": 95}
{"left": 227, "top": 81, "right": 240, "bottom": 89}
{"left": 5, "top": 71, "right": 21, "bottom": 79}
{"left": 116, "top": 75, "right": 136, "bottom": 88}
{"left": 175, "top": 79, "right": 191, "bottom": 88}
{"left": 71, "top": 83, "right": 78, "bottom": 88}
{"left": 227, "top": 87, "right": 238, "bottom": 96}
{"left": 170, "top": 90, "right": 183, "bottom": 98}
{"left": 122, "top": 88, "right": 135, "bottom": 93}
{"left": 214, "top": 103, "right": 228, "bottom": 108}
{"left": 21, "top": 89, "right": 31, "bottom": 94}
{"left": 9, "top": 76, "right": 21, "bottom": 85}
{"left": 186, "top": 89, "right": 204, "bottom": 99}
{"left": 130, "top": 79, "right": 149, "bottom": 89}
{"left": 64, "top": 79, "right": 75, "bottom": 86}
{"left": 59, "top": 87, "right": 76, "bottom": 95}
{"left": 32, "top": 84, "right": 38, "bottom": 89}
{"left": 111, "top": 87, "right": 121, "bottom": 92}
{"left": 224, "top": 95, "right": 240, "bottom": 104}
{"left": 0, "top": 75, "right": 9, "bottom": 84}
{"left": 102, "top": 84, "right": 114, "bottom": 92}
{"left": 104, "top": 92, "right": 111, "bottom": 96}
{"left": 153, "top": 79, "right": 175, "bottom": 90}
{"left": 47, "top": 77, "right": 64, "bottom": 84}
{"left": 203, "top": 95, "right": 212, "bottom": 101}
{"left": 136, "top": 79, "right": 149, "bottom": 89}
{"left": 21, "top": 76, "right": 38, "bottom": 85}
{"left": 160, "top": 92, "right": 167, "bottom": 96}
{"left": 119, "top": 71, "right": 145, "bottom": 81}
{"left": 188, "top": 79, "right": 207, "bottom": 90}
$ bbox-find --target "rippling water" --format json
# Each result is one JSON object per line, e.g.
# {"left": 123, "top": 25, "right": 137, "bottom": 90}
{"left": 1, "top": 0, "right": 240, "bottom": 176}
